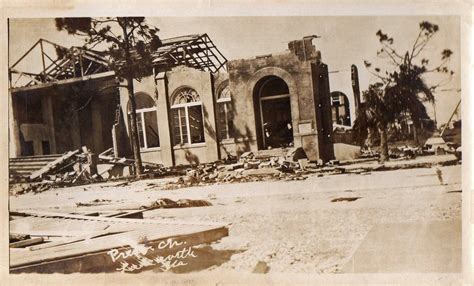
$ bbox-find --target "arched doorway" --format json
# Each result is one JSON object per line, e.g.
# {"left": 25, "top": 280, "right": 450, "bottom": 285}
{"left": 330, "top": 91, "right": 351, "bottom": 126}
{"left": 253, "top": 76, "right": 293, "bottom": 149}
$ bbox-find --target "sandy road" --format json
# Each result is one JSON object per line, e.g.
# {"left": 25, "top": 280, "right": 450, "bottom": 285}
{"left": 10, "top": 164, "right": 462, "bottom": 273}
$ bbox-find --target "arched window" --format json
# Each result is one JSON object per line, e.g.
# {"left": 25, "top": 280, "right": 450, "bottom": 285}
{"left": 216, "top": 84, "right": 234, "bottom": 140}
{"left": 171, "top": 87, "right": 205, "bottom": 145}
{"left": 127, "top": 92, "right": 160, "bottom": 149}
{"left": 330, "top": 91, "right": 351, "bottom": 126}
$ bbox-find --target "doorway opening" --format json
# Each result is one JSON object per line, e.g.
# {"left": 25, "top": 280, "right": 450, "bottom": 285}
{"left": 253, "top": 76, "right": 293, "bottom": 150}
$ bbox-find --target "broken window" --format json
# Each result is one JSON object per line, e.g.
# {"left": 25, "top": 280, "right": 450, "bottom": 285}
{"left": 128, "top": 92, "right": 160, "bottom": 150}
{"left": 216, "top": 85, "right": 234, "bottom": 140}
{"left": 171, "top": 88, "right": 205, "bottom": 146}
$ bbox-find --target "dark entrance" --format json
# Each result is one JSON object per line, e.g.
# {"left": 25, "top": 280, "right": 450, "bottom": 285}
{"left": 253, "top": 76, "right": 293, "bottom": 149}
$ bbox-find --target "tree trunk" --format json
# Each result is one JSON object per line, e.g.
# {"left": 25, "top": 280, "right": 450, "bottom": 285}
{"left": 119, "top": 19, "right": 143, "bottom": 177}
{"left": 378, "top": 123, "right": 389, "bottom": 163}
{"left": 412, "top": 119, "right": 420, "bottom": 147}
{"left": 126, "top": 77, "right": 144, "bottom": 176}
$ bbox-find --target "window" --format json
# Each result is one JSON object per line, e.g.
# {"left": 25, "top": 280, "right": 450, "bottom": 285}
{"left": 128, "top": 92, "right": 159, "bottom": 149}
{"left": 171, "top": 88, "right": 205, "bottom": 146}
{"left": 330, "top": 91, "right": 351, "bottom": 126}
{"left": 216, "top": 85, "right": 234, "bottom": 140}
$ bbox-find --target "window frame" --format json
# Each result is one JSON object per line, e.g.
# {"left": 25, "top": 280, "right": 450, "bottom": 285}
{"left": 217, "top": 96, "right": 233, "bottom": 141}
{"left": 129, "top": 107, "right": 161, "bottom": 151}
{"left": 216, "top": 85, "right": 234, "bottom": 142}
{"left": 171, "top": 89, "right": 206, "bottom": 147}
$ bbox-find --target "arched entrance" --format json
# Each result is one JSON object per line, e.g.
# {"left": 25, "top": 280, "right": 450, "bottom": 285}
{"left": 330, "top": 91, "right": 351, "bottom": 126}
{"left": 253, "top": 76, "right": 293, "bottom": 149}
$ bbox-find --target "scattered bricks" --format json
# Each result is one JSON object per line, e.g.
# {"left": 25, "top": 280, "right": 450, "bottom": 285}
{"left": 203, "top": 165, "right": 215, "bottom": 173}
{"left": 270, "top": 157, "right": 280, "bottom": 167}
{"left": 239, "top": 151, "right": 254, "bottom": 160}
{"left": 226, "top": 162, "right": 244, "bottom": 171}
{"left": 208, "top": 172, "right": 218, "bottom": 180}
{"left": 328, "top": 160, "right": 340, "bottom": 166}
{"left": 286, "top": 147, "right": 308, "bottom": 162}
{"left": 217, "top": 171, "right": 229, "bottom": 180}
{"left": 186, "top": 169, "right": 199, "bottom": 178}
{"left": 244, "top": 160, "right": 260, "bottom": 169}
{"left": 243, "top": 168, "right": 280, "bottom": 177}
{"left": 278, "top": 164, "right": 294, "bottom": 173}
{"left": 258, "top": 161, "right": 272, "bottom": 169}
{"left": 216, "top": 165, "right": 227, "bottom": 171}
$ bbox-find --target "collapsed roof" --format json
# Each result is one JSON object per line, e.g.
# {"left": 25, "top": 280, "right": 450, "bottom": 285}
{"left": 9, "top": 34, "right": 228, "bottom": 91}
{"left": 151, "top": 34, "right": 227, "bottom": 73}
{"left": 9, "top": 39, "right": 111, "bottom": 91}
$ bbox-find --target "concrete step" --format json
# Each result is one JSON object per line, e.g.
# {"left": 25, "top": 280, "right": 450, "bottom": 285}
{"left": 9, "top": 154, "right": 63, "bottom": 177}
{"left": 10, "top": 154, "right": 62, "bottom": 162}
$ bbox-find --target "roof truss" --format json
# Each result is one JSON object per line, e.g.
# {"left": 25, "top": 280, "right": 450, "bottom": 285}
{"left": 152, "top": 34, "right": 227, "bottom": 73}
{"left": 9, "top": 39, "right": 110, "bottom": 90}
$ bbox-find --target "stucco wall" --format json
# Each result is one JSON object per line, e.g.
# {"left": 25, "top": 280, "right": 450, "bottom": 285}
{"left": 228, "top": 52, "right": 323, "bottom": 160}
{"left": 121, "top": 66, "right": 220, "bottom": 166}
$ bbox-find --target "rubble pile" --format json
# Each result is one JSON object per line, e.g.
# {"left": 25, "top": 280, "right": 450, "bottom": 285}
{"left": 140, "top": 198, "right": 213, "bottom": 209}
{"left": 162, "top": 147, "right": 316, "bottom": 190}
{"left": 9, "top": 146, "right": 165, "bottom": 195}
{"left": 389, "top": 146, "right": 421, "bottom": 159}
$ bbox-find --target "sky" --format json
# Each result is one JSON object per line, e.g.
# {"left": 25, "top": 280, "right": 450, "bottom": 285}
{"left": 9, "top": 16, "right": 461, "bottom": 126}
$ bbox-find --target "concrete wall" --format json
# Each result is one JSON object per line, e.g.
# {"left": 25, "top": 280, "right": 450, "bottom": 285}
{"left": 121, "top": 66, "right": 220, "bottom": 166}
{"left": 227, "top": 51, "right": 333, "bottom": 161}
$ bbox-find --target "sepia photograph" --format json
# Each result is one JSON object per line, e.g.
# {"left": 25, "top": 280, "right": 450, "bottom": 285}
{"left": 5, "top": 11, "right": 466, "bottom": 282}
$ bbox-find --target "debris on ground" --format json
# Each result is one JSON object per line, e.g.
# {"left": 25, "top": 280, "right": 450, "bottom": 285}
{"left": 161, "top": 149, "right": 314, "bottom": 190}
{"left": 331, "top": 197, "right": 362, "bottom": 202}
{"left": 9, "top": 146, "right": 165, "bottom": 195}
{"left": 140, "top": 198, "right": 212, "bottom": 209}
{"left": 75, "top": 199, "right": 112, "bottom": 207}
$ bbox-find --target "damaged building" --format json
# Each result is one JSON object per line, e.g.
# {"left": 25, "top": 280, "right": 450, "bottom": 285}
{"left": 9, "top": 39, "right": 119, "bottom": 158}
{"left": 9, "top": 34, "right": 362, "bottom": 168}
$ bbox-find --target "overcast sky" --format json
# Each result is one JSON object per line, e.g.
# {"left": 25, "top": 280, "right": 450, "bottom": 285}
{"left": 9, "top": 16, "right": 460, "bottom": 126}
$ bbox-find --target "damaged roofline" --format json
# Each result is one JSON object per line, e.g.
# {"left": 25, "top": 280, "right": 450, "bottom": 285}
{"left": 9, "top": 71, "right": 116, "bottom": 93}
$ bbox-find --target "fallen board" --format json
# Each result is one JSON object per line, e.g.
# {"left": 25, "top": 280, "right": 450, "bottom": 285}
{"left": 10, "top": 211, "right": 229, "bottom": 273}
{"left": 29, "top": 150, "right": 80, "bottom": 180}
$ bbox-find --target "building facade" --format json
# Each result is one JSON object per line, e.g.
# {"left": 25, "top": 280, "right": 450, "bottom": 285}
{"left": 117, "top": 36, "right": 337, "bottom": 166}
{"left": 9, "top": 35, "right": 361, "bottom": 166}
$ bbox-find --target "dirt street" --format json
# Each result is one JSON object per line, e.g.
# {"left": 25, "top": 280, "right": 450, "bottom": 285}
{"left": 10, "top": 164, "right": 462, "bottom": 274}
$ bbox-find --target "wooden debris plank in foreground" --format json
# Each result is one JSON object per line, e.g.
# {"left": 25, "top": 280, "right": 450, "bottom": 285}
{"left": 9, "top": 211, "right": 229, "bottom": 273}
{"left": 10, "top": 237, "right": 44, "bottom": 248}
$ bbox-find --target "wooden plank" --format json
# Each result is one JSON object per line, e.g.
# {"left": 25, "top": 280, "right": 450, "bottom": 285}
{"left": 10, "top": 216, "right": 113, "bottom": 236}
{"left": 27, "top": 230, "right": 125, "bottom": 251}
{"left": 10, "top": 226, "right": 228, "bottom": 273}
{"left": 10, "top": 224, "right": 227, "bottom": 267}
{"left": 10, "top": 237, "right": 44, "bottom": 248}
{"left": 12, "top": 210, "right": 227, "bottom": 227}
{"left": 11, "top": 229, "right": 114, "bottom": 238}
{"left": 29, "top": 150, "right": 80, "bottom": 180}
{"left": 113, "top": 210, "right": 145, "bottom": 219}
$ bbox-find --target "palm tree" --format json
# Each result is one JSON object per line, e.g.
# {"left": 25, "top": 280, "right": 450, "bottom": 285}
{"left": 355, "top": 21, "right": 454, "bottom": 162}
